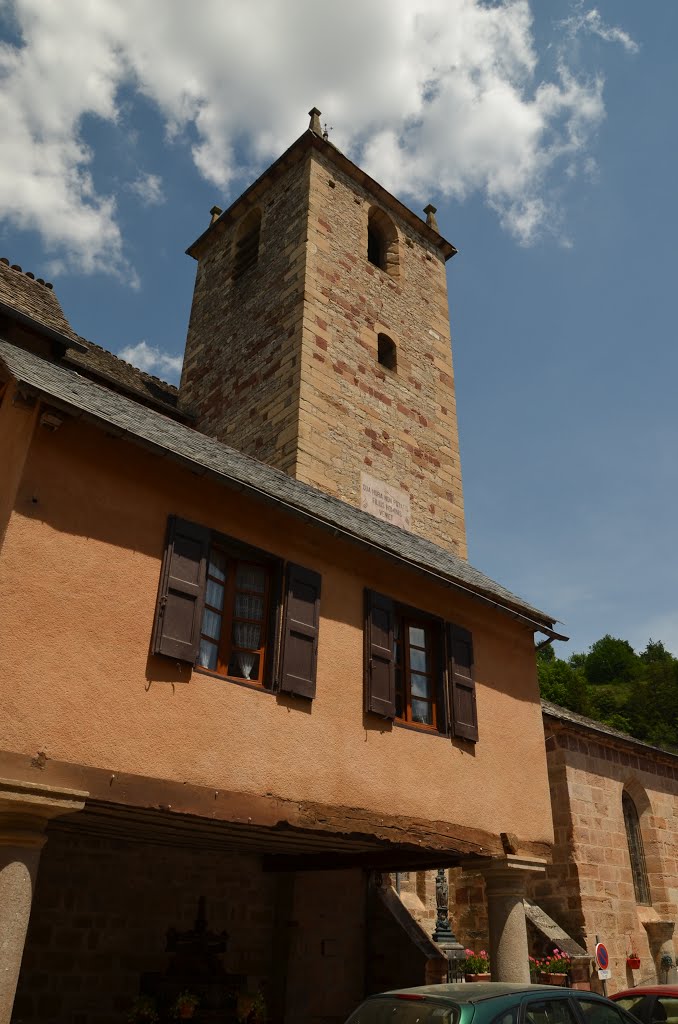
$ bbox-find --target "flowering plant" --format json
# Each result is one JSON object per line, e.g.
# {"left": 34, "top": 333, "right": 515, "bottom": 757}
{"left": 237, "top": 990, "right": 267, "bottom": 1024}
{"left": 128, "top": 997, "right": 159, "bottom": 1024}
{"left": 462, "top": 949, "right": 490, "bottom": 974}
{"left": 173, "top": 991, "right": 200, "bottom": 1018}
{"left": 535, "top": 949, "right": 571, "bottom": 975}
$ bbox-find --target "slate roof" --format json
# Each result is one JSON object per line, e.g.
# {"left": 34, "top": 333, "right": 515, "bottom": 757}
{"left": 0, "top": 258, "right": 81, "bottom": 345}
{"left": 0, "top": 337, "right": 562, "bottom": 637}
{"left": 63, "top": 340, "right": 183, "bottom": 417}
{"left": 0, "top": 259, "right": 183, "bottom": 417}
{"left": 541, "top": 699, "right": 678, "bottom": 759}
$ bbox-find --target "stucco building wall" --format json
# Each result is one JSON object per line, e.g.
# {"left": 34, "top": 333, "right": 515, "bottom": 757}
{"left": 0, "top": 407, "right": 552, "bottom": 851}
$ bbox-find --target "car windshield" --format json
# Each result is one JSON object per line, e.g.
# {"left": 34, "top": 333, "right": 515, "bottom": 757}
{"left": 346, "top": 997, "right": 458, "bottom": 1024}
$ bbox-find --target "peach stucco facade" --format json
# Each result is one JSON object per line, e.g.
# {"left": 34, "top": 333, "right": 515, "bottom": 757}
{"left": 0, "top": 398, "right": 552, "bottom": 851}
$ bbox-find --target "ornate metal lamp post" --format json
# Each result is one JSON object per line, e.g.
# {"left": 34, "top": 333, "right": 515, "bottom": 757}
{"left": 432, "top": 868, "right": 465, "bottom": 975}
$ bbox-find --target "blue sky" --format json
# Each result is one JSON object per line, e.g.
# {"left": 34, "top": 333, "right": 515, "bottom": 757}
{"left": 1, "top": 0, "right": 675, "bottom": 658}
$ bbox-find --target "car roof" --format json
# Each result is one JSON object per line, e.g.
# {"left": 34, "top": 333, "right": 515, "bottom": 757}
{"left": 375, "top": 984, "right": 610, "bottom": 1005}
{"left": 613, "top": 988, "right": 678, "bottom": 999}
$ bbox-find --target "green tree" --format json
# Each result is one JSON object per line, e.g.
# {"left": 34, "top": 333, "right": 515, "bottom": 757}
{"left": 640, "top": 638, "right": 673, "bottom": 664}
{"left": 584, "top": 635, "right": 639, "bottom": 684}
{"left": 535, "top": 633, "right": 678, "bottom": 751}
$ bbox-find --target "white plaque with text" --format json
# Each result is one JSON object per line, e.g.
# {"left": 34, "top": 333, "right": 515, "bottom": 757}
{"left": 360, "top": 473, "right": 411, "bottom": 531}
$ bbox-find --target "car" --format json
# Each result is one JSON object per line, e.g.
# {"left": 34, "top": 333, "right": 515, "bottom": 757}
{"left": 611, "top": 986, "right": 678, "bottom": 1024}
{"left": 345, "top": 983, "right": 640, "bottom": 1024}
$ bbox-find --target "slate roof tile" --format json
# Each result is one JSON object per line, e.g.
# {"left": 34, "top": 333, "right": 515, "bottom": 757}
{"left": 0, "top": 258, "right": 80, "bottom": 343}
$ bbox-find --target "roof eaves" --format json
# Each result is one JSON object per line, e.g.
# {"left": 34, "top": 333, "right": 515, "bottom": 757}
{"left": 0, "top": 299, "right": 88, "bottom": 353}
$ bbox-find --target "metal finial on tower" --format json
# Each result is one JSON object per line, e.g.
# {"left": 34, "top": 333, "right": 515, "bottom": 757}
{"left": 322, "top": 122, "right": 333, "bottom": 141}
{"left": 308, "top": 107, "right": 322, "bottom": 135}
{"left": 424, "top": 204, "right": 439, "bottom": 232}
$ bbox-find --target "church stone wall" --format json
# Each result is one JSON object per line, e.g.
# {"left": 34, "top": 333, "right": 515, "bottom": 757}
{"left": 180, "top": 158, "right": 310, "bottom": 476}
{"left": 180, "top": 139, "right": 466, "bottom": 557}
{"left": 296, "top": 150, "right": 466, "bottom": 556}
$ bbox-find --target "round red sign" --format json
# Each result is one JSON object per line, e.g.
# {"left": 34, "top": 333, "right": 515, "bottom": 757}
{"left": 595, "top": 943, "right": 609, "bottom": 970}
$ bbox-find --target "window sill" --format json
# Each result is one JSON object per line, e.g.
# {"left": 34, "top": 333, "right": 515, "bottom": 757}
{"left": 394, "top": 719, "right": 448, "bottom": 739}
{"left": 193, "top": 666, "right": 274, "bottom": 695}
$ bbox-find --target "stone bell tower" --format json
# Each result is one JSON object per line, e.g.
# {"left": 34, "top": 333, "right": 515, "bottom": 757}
{"left": 181, "top": 109, "right": 467, "bottom": 557}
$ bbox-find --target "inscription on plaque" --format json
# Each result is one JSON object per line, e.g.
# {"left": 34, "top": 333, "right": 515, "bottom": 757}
{"left": 360, "top": 473, "right": 411, "bottom": 530}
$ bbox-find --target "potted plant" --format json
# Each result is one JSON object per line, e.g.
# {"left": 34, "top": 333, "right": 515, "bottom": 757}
{"left": 173, "top": 992, "right": 200, "bottom": 1020}
{"left": 462, "top": 949, "right": 491, "bottom": 982}
{"left": 626, "top": 950, "right": 641, "bottom": 971}
{"left": 238, "top": 990, "right": 267, "bottom": 1024}
{"left": 537, "top": 949, "right": 571, "bottom": 985}
{"left": 128, "top": 997, "right": 159, "bottom": 1024}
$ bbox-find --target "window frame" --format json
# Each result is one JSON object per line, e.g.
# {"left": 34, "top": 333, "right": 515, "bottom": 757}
{"left": 393, "top": 606, "right": 442, "bottom": 732}
{"left": 197, "top": 542, "right": 278, "bottom": 688}
{"left": 153, "top": 516, "right": 321, "bottom": 700}
{"left": 364, "top": 587, "right": 477, "bottom": 741}
{"left": 622, "top": 790, "right": 652, "bottom": 906}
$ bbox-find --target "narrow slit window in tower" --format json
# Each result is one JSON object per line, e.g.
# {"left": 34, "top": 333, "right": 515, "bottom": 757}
{"left": 233, "top": 209, "right": 261, "bottom": 281}
{"left": 377, "top": 333, "right": 397, "bottom": 372}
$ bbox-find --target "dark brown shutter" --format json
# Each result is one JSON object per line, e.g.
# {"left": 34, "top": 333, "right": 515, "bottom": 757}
{"left": 152, "top": 516, "right": 209, "bottom": 662}
{"left": 278, "top": 563, "right": 321, "bottom": 698}
{"left": 365, "top": 590, "right": 396, "bottom": 719}
{"left": 434, "top": 623, "right": 449, "bottom": 735}
{"left": 447, "top": 623, "right": 478, "bottom": 741}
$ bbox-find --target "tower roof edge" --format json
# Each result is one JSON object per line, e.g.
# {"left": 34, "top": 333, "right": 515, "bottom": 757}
{"left": 186, "top": 129, "right": 457, "bottom": 261}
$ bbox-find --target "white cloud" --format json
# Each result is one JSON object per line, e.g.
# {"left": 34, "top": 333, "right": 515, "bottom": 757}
{"left": 128, "top": 172, "right": 165, "bottom": 206}
{"left": 561, "top": 5, "right": 640, "bottom": 55}
{"left": 117, "top": 340, "right": 183, "bottom": 382}
{"left": 0, "top": 0, "right": 637, "bottom": 273}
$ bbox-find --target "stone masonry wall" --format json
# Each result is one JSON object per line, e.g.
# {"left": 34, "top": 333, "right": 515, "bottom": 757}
{"left": 298, "top": 151, "right": 466, "bottom": 556}
{"left": 14, "top": 826, "right": 370, "bottom": 1024}
{"left": 538, "top": 720, "right": 678, "bottom": 992}
{"left": 14, "top": 829, "right": 278, "bottom": 1024}
{"left": 180, "top": 159, "right": 309, "bottom": 475}
{"left": 180, "top": 141, "right": 466, "bottom": 557}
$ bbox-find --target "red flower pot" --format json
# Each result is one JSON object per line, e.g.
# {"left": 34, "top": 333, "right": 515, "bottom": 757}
{"left": 465, "top": 974, "right": 491, "bottom": 983}
{"left": 539, "top": 973, "right": 568, "bottom": 986}
{"left": 627, "top": 957, "right": 641, "bottom": 970}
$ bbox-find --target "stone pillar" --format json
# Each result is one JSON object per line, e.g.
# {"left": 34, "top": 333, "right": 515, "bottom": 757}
{"left": 468, "top": 856, "right": 546, "bottom": 984}
{"left": 643, "top": 920, "right": 677, "bottom": 983}
{"left": 0, "top": 777, "right": 86, "bottom": 1024}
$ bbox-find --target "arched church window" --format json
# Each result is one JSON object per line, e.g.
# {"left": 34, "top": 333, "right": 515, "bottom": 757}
{"left": 367, "top": 207, "right": 399, "bottom": 277}
{"left": 377, "top": 333, "right": 397, "bottom": 371}
{"left": 623, "top": 790, "right": 651, "bottom": 905}
{"left": 232, "top": 208, "right": 261, "bottom": 281}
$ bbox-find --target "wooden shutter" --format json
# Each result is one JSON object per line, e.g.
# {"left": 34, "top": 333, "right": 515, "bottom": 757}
{"left": 447, "top": 623, "right": 478, "bottom": 741}
{"left": 365, "top": 590, "right": 396, "bottom": 719}
{"left": 278, "top": 563, "right": 321, "bottom": 698}
{"left": 152, "top": 516, "right": 209, "bottom": 662}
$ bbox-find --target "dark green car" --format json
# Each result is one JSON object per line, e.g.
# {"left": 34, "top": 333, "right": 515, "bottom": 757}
{"left": 346, "top": 984, "right": 640, "bottom": 1024}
